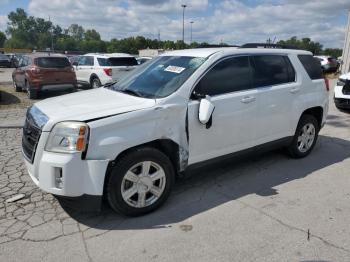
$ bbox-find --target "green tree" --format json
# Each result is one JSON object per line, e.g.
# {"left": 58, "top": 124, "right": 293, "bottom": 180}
{"left": 84, "top": 29, "right": 101, "bottom": 41}
{"left": 0, "top": 31, "right": 6, "bottom": 47}
{"left": 66, "top": 24, "right": 84, "bottom": 41}
{"left": 323, "top": 48, "right": 342, "bottom": 58}
{"left": 277, "top": 36, "right": 323, "bottom": 55}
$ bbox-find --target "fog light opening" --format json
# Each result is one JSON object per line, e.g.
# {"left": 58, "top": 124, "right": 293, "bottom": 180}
{"left": 54, "top": 167, "right": 63, "bottom": 189}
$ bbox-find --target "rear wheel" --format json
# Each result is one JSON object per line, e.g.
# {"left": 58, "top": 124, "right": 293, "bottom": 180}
{"left": 26, "top": 81, "right": 38, "bottom": 99}
{"left": 106, "top": 147, "right": 175, "bottom": 216}
{"left": 91, "top": 77, "right": 101, "bottom": 89}
{"left": 287, "top": 114, "right": 319, "bottom": 158}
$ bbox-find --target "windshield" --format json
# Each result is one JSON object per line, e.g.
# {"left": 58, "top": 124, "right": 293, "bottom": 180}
{"left": 106, "top": 56, "right": 206, "bottom": 98}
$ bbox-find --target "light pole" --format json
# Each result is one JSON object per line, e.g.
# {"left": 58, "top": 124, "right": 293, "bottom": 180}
{"left": 181, "top": 4, "right": 187, "bottom": 43}
{"left": 190, "top": 21, "right": 194, "bottom": 44}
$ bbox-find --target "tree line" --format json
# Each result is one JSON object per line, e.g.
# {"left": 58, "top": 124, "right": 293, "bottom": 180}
{"left": 0, "top": 8, "right": 343, "bottom": 58}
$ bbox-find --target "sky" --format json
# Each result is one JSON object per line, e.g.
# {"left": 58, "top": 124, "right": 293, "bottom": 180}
{"left": 0, "top": 0, "right": 349, "bottom": 48}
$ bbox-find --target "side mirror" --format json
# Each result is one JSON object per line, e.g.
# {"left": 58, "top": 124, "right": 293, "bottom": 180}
{"left": 199, "top": 96, "right": 215, "bottom": 128}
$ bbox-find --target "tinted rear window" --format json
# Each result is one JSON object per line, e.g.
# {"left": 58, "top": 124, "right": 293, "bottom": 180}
{"left": 36, "top": 57, "right": 71, "bottom": 68}
{"left": 0, "top": 54, "right": 9, "bottom": 60}
{"left": 251, "top": 55, "right": 294, "bottom": 87}
{"left": 297, "top": 55, "right": 323, "bottom": 80}
{"left": 98, "top": 57, "right": 138, "bottom": 66}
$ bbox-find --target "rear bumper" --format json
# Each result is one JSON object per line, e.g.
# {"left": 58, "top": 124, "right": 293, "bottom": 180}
{"left": 30, "top": 80, "right": 77, "bottom": 91}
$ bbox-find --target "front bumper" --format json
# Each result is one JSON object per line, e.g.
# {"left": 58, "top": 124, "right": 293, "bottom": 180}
{"left": 334, "top": 97, "right": 350, "bottom": 109}
{"left": 24, "top": 135, "right": 110, "bottom": 197}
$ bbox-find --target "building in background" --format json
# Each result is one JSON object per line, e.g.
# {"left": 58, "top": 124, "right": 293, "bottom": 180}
{"left": 138, "top": 48, "right": 165, "bottom": 57}
{"left": 341, "top": 11, "right": 350, "bottom": 74}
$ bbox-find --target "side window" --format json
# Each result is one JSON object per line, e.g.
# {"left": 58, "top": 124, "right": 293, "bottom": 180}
{"left": 284, "top": 56, "right": 296, "bottom": 82}
{"left": 251, "top": 55, "right": 292, "bottom": 87}
{"left": 195, "top": 56, "right": 252, "bottom": 96}
{"left": 78, "top": 56, "right": 86, "bottom": 66}
{"left": 297, "top": 55, "right": 323, "bottom": 80}
{"left": 78, "top": 56, "right": 94, "bottom": 66}
{"left": 86, "top": 56, "right": 94, "bottom": 66}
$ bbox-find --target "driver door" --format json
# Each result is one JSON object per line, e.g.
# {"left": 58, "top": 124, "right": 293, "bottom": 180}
{"left": 187, "top": 56, "right": 258, "bottom": 165}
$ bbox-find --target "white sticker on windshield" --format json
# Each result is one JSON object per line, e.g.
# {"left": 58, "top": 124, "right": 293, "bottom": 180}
{"left": 164, "top": 65, "right": 186, "bottom": 74}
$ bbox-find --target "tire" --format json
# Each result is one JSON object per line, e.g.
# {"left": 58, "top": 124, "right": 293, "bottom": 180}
{"left": 13, "top": 78, "right": 21, "bottom": 92}
{"left": 26, "top": 81, "right": 38, "bottom": 99}
{"left": 90, "top": 77, "right": 101, "bottom": 89}
{"left": 287, "top": 114, "right": 319, "bottom": 158}
{"left": 106, "top": 147, "right": 175, "bottom": 216}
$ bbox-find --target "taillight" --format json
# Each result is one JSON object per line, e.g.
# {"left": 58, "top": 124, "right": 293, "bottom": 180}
{"left": 30, "top": 66, "right": 41, "bottom": 74}
{"left": 324, "top": 77, "right": 329, "bottom": 92}
{"left": 103, "top": 68, "right": 112, "bottom": 76}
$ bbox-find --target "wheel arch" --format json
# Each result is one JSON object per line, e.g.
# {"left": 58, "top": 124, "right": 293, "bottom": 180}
{"left": 103, "top": 139, "right": 182, "bottom": 196}
{"left": 301, "top": 106, "right": 323, "bottom": 128}
{"left": 89, "top": 73, "right": 100, "bottom": 84}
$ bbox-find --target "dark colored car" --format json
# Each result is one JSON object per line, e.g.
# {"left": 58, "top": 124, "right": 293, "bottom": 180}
{"left": 12, "top": 54, "right": 77, "bottom": 99}
{"left": 5, "top": 54, "right": 19, "bottom": 67}
{"left": 0, "top": 54, "right": 11, "bottom": 67}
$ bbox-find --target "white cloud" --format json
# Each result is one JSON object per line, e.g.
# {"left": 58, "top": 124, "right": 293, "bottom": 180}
{"left": 0, "top": 15, "right": 8, "bottom": 32}
{"left": 27, "top": 0, "right": 350, "bottom": 48}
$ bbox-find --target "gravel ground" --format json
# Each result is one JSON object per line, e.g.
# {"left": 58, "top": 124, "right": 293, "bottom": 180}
{"left": 0, "top": 81, "right": 350, "bottom": 262}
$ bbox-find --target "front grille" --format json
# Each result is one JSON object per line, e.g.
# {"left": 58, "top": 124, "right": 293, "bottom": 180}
{"left": 22, "top": 117, "right": 42, "bottom": 163}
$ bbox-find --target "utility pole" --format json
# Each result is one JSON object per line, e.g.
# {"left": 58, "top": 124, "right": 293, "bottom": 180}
{"left": 190, "top": 21, "right": 194, "bottom": 44}
{"left": 181, "top": 4, "right": 187, "bottom": 43}
{"left": 49, "top": 16, "right": 53, "bottom": 51}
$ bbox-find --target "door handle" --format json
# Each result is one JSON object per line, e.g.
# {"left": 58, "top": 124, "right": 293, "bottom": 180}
{"left": 240, "top": 96, "right": 256, "bottom": 103}
{"left": 290, "top": 87, "right": 300, "bottom": 94}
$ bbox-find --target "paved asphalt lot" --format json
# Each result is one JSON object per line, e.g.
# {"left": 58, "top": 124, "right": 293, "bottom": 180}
{"left": 0, "top": 74, "right": 350, "bottom": 261}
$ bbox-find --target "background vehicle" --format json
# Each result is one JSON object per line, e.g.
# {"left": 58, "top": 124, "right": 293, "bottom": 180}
{"left": 68, "top": 55, "right": 80, "bottom": 65}
{"left": 314, "top": 55, "right": 339, "bottom": 73}
{"left": 334, "top": 72, "right": 350, "bottom": 110}
{"left": 0, "top": 54, "right": 12, "bottom": 67}
{"left": 12, "top": 54, "right": 77, "bottom": 99}
{"left": 73, "top": 53, "right": 138, "bottom": 88}
{"left": 23, "top": 47, "right": 329, "bottom": 216}
{"left": 137, "top": 56, "right": 152, "bottom": 65}
{"left": 5, "top": 53, "right": 19, "bottom": 67}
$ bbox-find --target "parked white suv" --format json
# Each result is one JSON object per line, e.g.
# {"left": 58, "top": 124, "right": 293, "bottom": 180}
{"left": 23, "top": 47, "right": 329, "bottom": 216}
{"left": 334, "top": 72, "right": 350, "bottom": 110}
{"left": 73, "top": 53, "right": 138, "bottom": 88}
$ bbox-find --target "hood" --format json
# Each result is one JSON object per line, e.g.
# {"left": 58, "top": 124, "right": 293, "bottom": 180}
{"left": 340, "top": 72, "right": 350, "bottom": 80}
{"left": 35, "top": 88, "right": 156, "bottom": 130}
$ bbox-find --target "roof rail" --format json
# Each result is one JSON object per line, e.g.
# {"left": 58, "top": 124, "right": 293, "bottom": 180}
{"left": 196, "top": 44, "right": 239, "bottom": 48}
{"left": 240, "top": 43, "right": 299, "bottom": 49}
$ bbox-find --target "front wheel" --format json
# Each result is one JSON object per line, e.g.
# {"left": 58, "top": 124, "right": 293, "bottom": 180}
{"left": 106, "top": 147, "right": 175, "bottom": 216}
{"left": 287, "top": 114, "right": 319, "bottom": 158}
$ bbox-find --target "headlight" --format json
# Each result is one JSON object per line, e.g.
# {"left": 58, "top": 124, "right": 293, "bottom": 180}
{"left": 45, "top": 122, "right": 89, "bottom": 153}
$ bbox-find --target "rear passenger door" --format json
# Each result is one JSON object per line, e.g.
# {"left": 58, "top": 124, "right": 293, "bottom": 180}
{"left": 251, "top": 55, "right": 298, "bottom": 144}
{"left": 187, "top": 56, "right": 258, "bottom": 164}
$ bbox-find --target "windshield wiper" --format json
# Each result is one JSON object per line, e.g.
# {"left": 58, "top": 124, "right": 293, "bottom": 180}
{"left": 103, "top": 81, "right": 118, "bottom": 88}
{"left": 118, "top": 89, "right": 143, "bottom": 97}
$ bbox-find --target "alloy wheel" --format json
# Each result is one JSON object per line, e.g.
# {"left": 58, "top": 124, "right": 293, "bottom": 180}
{"left": 297, "top": 123, "right": 316, "bottom": 153}
{"left": 121, "top": 161, "right": 166, "bottom": 208}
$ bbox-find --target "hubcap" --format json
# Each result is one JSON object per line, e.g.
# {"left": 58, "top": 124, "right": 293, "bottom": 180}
{"left": 121, "top": 161, "right": 166, "bottom": 208}
{"left": 297, "top": 123, "right": 316, "bottom": 153}
{"left": 92, "top": 80, "right": 100, "bottom": 88}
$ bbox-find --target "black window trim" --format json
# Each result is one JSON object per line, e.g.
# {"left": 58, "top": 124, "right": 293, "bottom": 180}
{"left": 190, "top": 54, "right": 255, "bottom": 99}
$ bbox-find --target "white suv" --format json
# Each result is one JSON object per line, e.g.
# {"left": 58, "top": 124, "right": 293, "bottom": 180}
{"left": 334, "top": 72, "right": 350, "bottom": 110}
{"left": 73, "top": 53, "right": 138, "bottom": 88}
{"left": 22, "top": 47, "right": 329, "bottom": 216}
